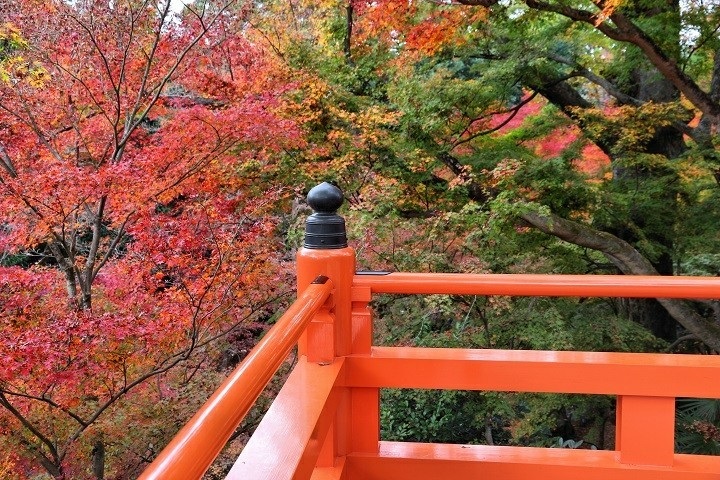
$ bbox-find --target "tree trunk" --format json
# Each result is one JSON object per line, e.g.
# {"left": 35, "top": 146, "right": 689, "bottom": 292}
{"left": 535, "top": 42, "right": 686, "bottom": 342}
{"left": 92, "top": 440, "right": 105, "bottom": 480}
{"left": 613, "top": 297, "right": 676, "bottom": 342}
{"left": 344, "top": 3, "right": 353, "bottom": 63}
{"left": 609, "top": 66, "right": 684, "bottom": 342}
{"left": 47, "top": 240, "right": 80, "bottom": 309}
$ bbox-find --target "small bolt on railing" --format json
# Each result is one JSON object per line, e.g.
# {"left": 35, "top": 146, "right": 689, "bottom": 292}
{"left": 141, "top": 182, "right": 720, "bottom": 480}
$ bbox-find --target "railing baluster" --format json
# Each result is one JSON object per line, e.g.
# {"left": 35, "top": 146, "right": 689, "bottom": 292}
{"left": 616, "top": 395, "right": 676, "bottom": 466}
{"left": 350, "top": 285, "right": 379, "bottom": 454}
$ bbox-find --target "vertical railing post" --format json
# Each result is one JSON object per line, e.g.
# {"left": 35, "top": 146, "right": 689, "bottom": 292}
{"left": 349, "top": 282, "right": 379, "bottom": 453}
{"left": 616, "top": 395, "right": 675, "bottom": 466}
{"left": 297, "top": 182, "right": 356, "bottom": 466}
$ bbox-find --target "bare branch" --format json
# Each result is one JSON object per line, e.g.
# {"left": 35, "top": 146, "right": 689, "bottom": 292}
{"left": 667, "top": 333, "right": 700, "bottom": 351}
{"left": 115, "top": 1, "right": 237, "bottom": 163}
{"left": 0, "top": 94, "right": 63, "bottom": 162}
{"left": 452, "top": 91, "right": 540, "bottom": 148}
{"left": 1, "top": 387, "right": 88, "bottom": 428}
{"left": 682, "top": 20, "right": 720, "bottom": 71}
{"left": 0, "top": 391, "right": 62, "bottom": 465}
{"left": 66, "top": 8, "right": 121, "bottom": 105}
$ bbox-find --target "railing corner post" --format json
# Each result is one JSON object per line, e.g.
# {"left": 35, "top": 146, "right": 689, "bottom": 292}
{"left": 297, "top": 181, "right": 356, "bottom": 361}
{"left": 296, "top": 182, "right": 357, "bottom": 466}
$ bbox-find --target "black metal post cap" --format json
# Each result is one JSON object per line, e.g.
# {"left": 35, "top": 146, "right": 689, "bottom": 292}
{"left": 304, "top": 182, "right": 348, "bottom": 249}
{"left": 307, "top": 182, "right": 344, "bottom": 213}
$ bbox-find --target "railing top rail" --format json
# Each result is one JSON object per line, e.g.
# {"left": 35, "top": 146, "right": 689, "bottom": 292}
{"left": 138, "top": 278, "right": 333, "bottom": 480}
{"left": 354, "top": 272, "right": 720, "bottom": 299}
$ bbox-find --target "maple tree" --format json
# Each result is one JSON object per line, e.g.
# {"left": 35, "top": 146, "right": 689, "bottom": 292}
{"left": 0, "top": 1, "right": 301, "bottom": 478}
{"left": 265, "top": 0, "right": 720, "bottom": 351}
{"left": 248, "top": 0, "right": 720, "bottom": 449}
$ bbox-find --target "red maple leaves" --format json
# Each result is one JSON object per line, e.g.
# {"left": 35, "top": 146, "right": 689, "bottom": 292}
{"left": 0, "top": 1, "right": 300, "bottom": 477}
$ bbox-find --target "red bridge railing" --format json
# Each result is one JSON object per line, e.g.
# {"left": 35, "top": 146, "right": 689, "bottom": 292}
{"left": 140, "top": 183, "right": 720, "bottom": 480}
{"left": 138, "top": 278, "right": 333, "bottom": 479}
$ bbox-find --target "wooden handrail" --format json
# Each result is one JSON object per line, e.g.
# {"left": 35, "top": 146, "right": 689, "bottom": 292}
{"left": 138, "top": 278, "right": 334, "bottom": 480}
{"left": 354, "top": 272, "right": 720, "bottom": 298}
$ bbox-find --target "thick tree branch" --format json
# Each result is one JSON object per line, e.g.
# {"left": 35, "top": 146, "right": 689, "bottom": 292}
{"left": 0, "top": 143, "right": 18, "bottom": 178}
{"left": 47, "top": 240, "right": 79, "bottom": 307}
{"left": 529, "top": 78, "right": 616, "bottom": 158}
{"left": 695, "top": 48, "right": 720, "bottom": 146}
{"left": 607, "top": 12, "right": 720, "bottom": 121}
{"left": 83, "top": 196, "right": 107, "bottom": 303}
{"left": 438, "top": 151, "right": 487, "bottom": 202}
{"left": 1, "top": 387, "right": 88, "bottom": 428}
{"left": 547, "top": 53, "right": 642, "bottom": 106}
{"left": 12, "top": 430, "right": 63, "bottom": 478}
{"left": 521, "top": 209, "right": 720, "bottom": 351}
{"left": 0, "top": 391, "right": 62, "bottom": 466}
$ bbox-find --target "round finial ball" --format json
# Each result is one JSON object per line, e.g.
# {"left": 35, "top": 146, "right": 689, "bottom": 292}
{"left": 307, "top": 182, "right": 344, "bottom": 214}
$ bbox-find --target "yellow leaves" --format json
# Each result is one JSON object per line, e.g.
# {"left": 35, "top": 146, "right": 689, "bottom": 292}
{"left": 674, "top": 153, "right": 720, "bottom": 192}
{"left": 0, "top": 56, "right": 49, "bottom": 87}
{"left": 571, "top": 101, "right": 692, "bottom": 154}
{"left": 338, "top": 106, "right": 402, "bottom": 153}
{"left": 0, "top": 453, "right": 21, "bottom": 480}
{"left": 281, "top": 74, "right": 405, "bottom": 195}
{"left": 0, "top": 22, "right": 28, "bottom": 49}
{"left": 327, "top": 128, "right": 352, "bottom": 143}
{"left": 448, "top": 163, "right": 474, "bottom": 190}
{"left": 285, "top": 72, "right": 403, "bottom": 146}
{"left": 281, "top": 77, "right": 332, "bottom": 126}
{"left": 485, "top": 158, "right": 521, "bottom": 190}
{"left": 357, "top": 105, "right": 403, "bottom": 129}
{"left": 407, "top": 150, "right": 436, "bottom": 173}
{"left": 288, "top": 75, "right": 401, "bottom": 150}
{"left": 0, "top": 23, "right": 48, "bottom": 88}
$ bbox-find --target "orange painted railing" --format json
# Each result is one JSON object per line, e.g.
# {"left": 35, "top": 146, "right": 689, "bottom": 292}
{"left": 353, "top": 271, "right": 720, "bottom": 298}
{"left": 138, "top": 278, "right": 333, "bottom": 480}
{"left": 140, "top": 183, "right": 720, "bottom": 480}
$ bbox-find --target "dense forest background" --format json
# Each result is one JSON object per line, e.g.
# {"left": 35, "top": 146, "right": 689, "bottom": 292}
{"left": 2, "top": 0, "right": 720, "bottom": 477}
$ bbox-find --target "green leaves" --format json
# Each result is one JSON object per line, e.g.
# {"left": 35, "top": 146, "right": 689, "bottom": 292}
{"left": 677, "top": 399, "right": 720, "bottom": 454}
{"left": 381, "top": 388, "right": 489, "bottom": 444}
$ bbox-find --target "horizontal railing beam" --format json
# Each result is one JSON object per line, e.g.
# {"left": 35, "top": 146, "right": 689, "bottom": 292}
{"left": 354, "top": 273, "right": 720, "bottom": 298}
{"left": 346, "top": 442, "right": 720, "bottom": 480}
{"left": 139, "top": 278, "right": 334, "bottom": 480}
{"left": 344, "top": 347, "right": 720, "bottom": 397}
